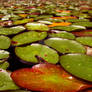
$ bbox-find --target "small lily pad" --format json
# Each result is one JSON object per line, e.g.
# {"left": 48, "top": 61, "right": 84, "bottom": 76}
{"left": 0, "top": 36, "right": 11, "bottom": 49}
{"left": 15, "top": 44, "right": 59, "bottom": 64}
{"left": 12, "top": 31, "right": 47, "bottom": 46}
{"left": 66, "top": 19, "right": 89, "bottom": 22}
{"left": 60, "top": 54, "right": 92, "bottom": 82}
{"left": 73, "top": 22, "right": 92, "bottom": 28}
{"left": 52, "top": 25, "right": 86, "bottom": 31}
{"left": 25, "top": 23, "right": 49, "bottom": 31}
{"left": 38, "top": 20, "right": 52, "bottom": 24}
{"left": 0, "top": 69, "right": 19, "bottom": 91}
{"left": 0, "top": 61, "right": 9, "bottom": 70}
{"left": 0, "top": 26, "right": 25, "bottom": 35}
{"left": 13, "top": 19, "right": 33, "bottom": 25}
{"left": 44, "top": 38, "right": 86, "bottom": 54}
{"left": 5, "top": 90, "right": 31, "bottom": 92}
{"left": 72, "top": 30, "right": 92, "bottom": 37}
{"left": 76, "top": 37, "right": 92, "bottom": 47}
{"left": 49, "top": 31, "right": 75, "bottom": 40}
{"left": 0, "top": 50, "right": 9, "bottom": 59}
{"left": 34, "top": 15, "right": 53, "bottom": 20}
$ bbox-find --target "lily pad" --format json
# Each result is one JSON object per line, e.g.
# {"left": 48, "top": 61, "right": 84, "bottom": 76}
{"left": 52, "top": 25, "right": 86, "bottom": 31}
{"left": 0, "top": 36, "right": 11, "bottom": 49}
{"left": 76, "top": 37, "right": 92, "bottom": 47}
{"left": 13, "top": 19, "right": 33, "bottom": 25}
{"left": 12, "top": 31, "right": 47, "bottom": 46}
{"left": 15, "top": 44, "right": 59, "bottom": 64}
{"left": 0, "top": 69, "right": 19, "bottom": 91}
{"left": 0, "top": 50, "right": 9, "bottom": 59}
{"left": 44, "top": 38, "right": 86, "bottom": 54}
{"left": 34, "top": 15, "right": 53, "bottom": 20}
{"left": 72, "top": 30, "right": 92, "bottom": 37}
{"left": 5, "top": 90, "right": 31, "bottom": 92}
{"left": 60, "top": 54, "right": 92, "bottom": 82}
{"left": 66, "top": 19, "right": 89, "bottom": 22}
{"left": 73, "top": 22, "right": 92, "bottom": 28}
{"left": 0, "top": 61, "right": 9, "bottom": 70}
{"left": 49, "top": 31, "right": 75, "bottom": 40}
{"left": 25, "top": 23, "right": 49, "bottom": 31}
{"left": 0, "top": 26, "right": 25, "bottom": 35}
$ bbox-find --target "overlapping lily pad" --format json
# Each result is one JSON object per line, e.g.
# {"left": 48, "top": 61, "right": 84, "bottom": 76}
{"left": 12, "top": 31, "right": 47, "bottom": 46}
{"left": 15, "top": 44, "right": 59, "bottom": 64}
{"left": 52, "top": 25, "right": 86, "bottom": 31}
{"left": 60, "top": 54, "right": 92, "bottom": 82}
{"left": 0, "top": 60, "right": 9, "bottom": 70}
{"left": 45, "top": 38, "right": 86, "bottom": 54}
{"left": 0, "top": 50, "right": 9, "bottom": 59}
{"left": 0, "top": 26, "right": 25, "bottom": 35}
{"left": 13, "top": 18, "right": 33, "bottom": 25}
{"left": 25, "top": 23, "right": 49, "bottom": 31}
{"left": 66, "top": 19, "right": 89, "bottom": 23}
{"left": 73, "top": 22, "right": 92, "bottom": 28}
{"left": 76, "top": 37, "right": 92, "bottom": 47}
{"left": 0, "top": 36, "right": 11, "bottom": 49}
{"left": 0, "top": 69, "right": 19, "bottom": 91}
{"left": 49, "top": 31, "right": 75, "bottom": 40}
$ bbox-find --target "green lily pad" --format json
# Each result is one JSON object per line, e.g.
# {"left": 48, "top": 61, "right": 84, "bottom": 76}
{"left": 13, "top": 19, "right": 33, "bottom": 25}
{"left": 49, "top": 31, "right": 75, "bottom": 40}
{"left": 0, "top": 69, "right": 19, "bottom": 91}
{"left": 44, "top": 38, "right": 86, "bottom": 54}
{"left": 0, "top": 26, "right": 25, "bottom": 35}
{"left": 73, "top": 22, "right": 92, "bottom": 28}
{"left": 0, "top": 36, "right": 11, "bottom": 49}
{"left": 5, "top": 90, "right": 31, "bottom": 92}
{"left": 38, "top": 20, "right": 52, "bottom": 24}
{"left": 34, "top": 15, "right": 53, "bottom": 20}
{"left": 60, "top": 54, "right": 92, "bottom": 82}
{"left": 15, "top": 44, "right": 59, "bottom": 64}
{"left": 76, "top": 37, "right": 92, "bottom": 47}
{"left": 66, "top": 19, "right": 89, "bottom": 22}
{"left": 0, "top": 61, "right": 9, "bottom": 70}
{"left": 52, "top": 25, "right": 86, "bottom": 31}
{"left": 44, "top": 18, "right": 64, "bottom": 22}
{"left": 12, "top": 31, "right": 47, "bottom": 46}
{"left": 0, "top": 50, "right": 9, "bottom": 59}
{"left": 25, "top": 23, "right": 49, "bottom": 31}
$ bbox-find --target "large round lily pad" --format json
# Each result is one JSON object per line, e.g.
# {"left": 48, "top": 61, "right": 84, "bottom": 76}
{"left": 44, "top": 38, "right": 86, "bottom": 54}
{"left": 12, "top": 31, "right": 47, "bottom": 46}
{"left": 15, "top": 44, "right": 59, "bottom": 64}
{"left": 0, "top": 36, "right": 11, "bottom": 49}
{"left": 25, "top": 23, "right": 49, "bottom": 31}
{"left": 60, "top": 54, "right": 92, "bottom": 82}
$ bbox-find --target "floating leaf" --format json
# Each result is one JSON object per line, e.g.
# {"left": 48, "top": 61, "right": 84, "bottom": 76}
{"left": 52, "top": 25, "right": 86, "bottom": 31}
{"left": 0, "top": 36, "right": 11, "bottom": 49}
{"left": 25, "top": 23, "right": 49, "bottom": 31}
{"left": 60, "top": 54, "right": 92, "bottom": 82}
{"left": 76, "top": 37, "right": 92, "bottom": 47}
{"left": 12, "top": 31, "right": 47, "bottom": 46}
{"left": 49, "top": 31, "right": 75, "bottom": 40}
{"left": 15, "top": 44, "right": 59, "bottom": 64}
{"left": 45, "top": 38, "right": 86, "bottom": 54}
{"left": 48, "top": 22, "right": 72, "bottom": 27}
{"left": 0, "top": 26, "right": 25, "bottom": 35}
{"left": 0, "top": 69, "right": 19, "bottom": 91}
